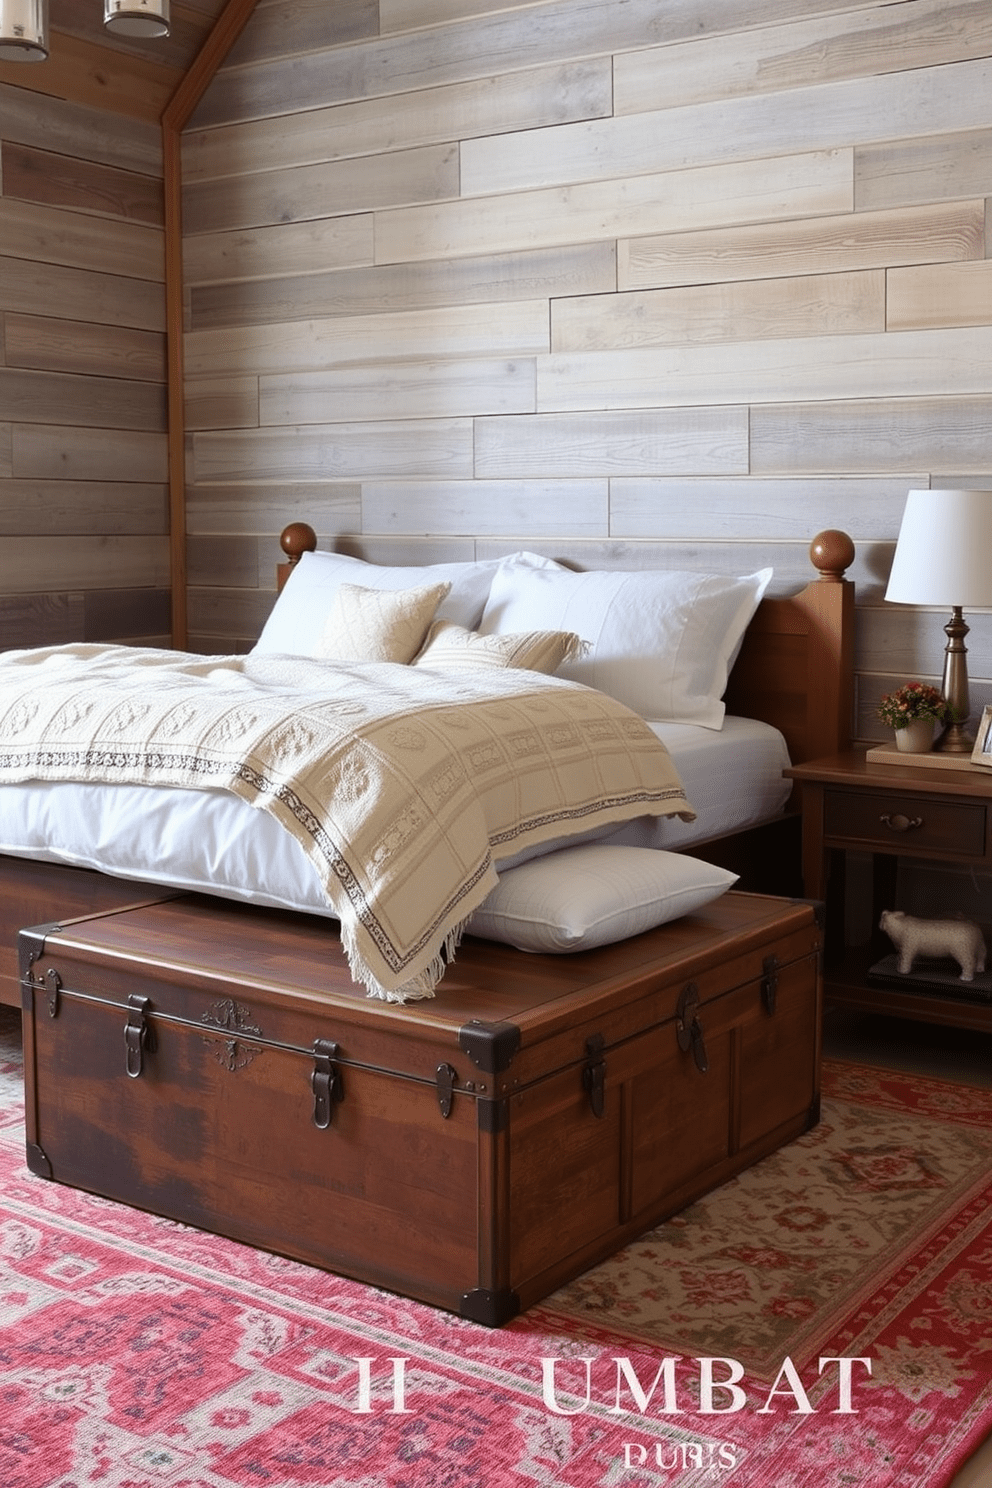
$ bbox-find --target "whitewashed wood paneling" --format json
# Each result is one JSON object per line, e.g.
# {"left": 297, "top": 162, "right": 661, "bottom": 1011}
{"left": 613, "top": 0, "right": 992, "bottom": 113}
{"left": 618, "top": 201, "right": 984, "bottom": 291}
{"left": 552, "top": 271, "right": 884, "bottom": 353}
{"left": 184, "top": 144, "right": 460, "bottom": 236}
{"left": 887, "top": 260, "right": 992, "bottom": 330}
{"left": 609, "top": 479, "right": 921, "bottom": 541}
{"left": 191, "top": 0, "right": 887, "bottom": 129}
{"left": 184, "top": 61, "right": 612, "bottom": 182}
{"left": 192, "top": 421, "right": 475, "bottom": 484}
{"left": 856, "top": 126, "right": 992, "bottom": 211}
{"left": 186, "top": 302, "right": 552, "bottom": 378}
{"left": 750, "top": 398, "right": 992, "bottom": 483}
{"left": 182, "top": 0, "right": 992, "bottom": 707}
{"left": 189, "top": 243, "right": 614, "bottom": 330}
{"left": 259, "top": 359, "right": 536, "bottom": 425}
{"left": 185, "top": 483, "right": 363, "bottom": 539}
{"left": 538, "top": 327, "right": 992, "bottom": 412}
{"left": 361, "top": 480, "right": 609, "bottom": 537}
{"left": 375, "top": 150, "right": 852, "bottom": 263}
{"left": 474, "top": 409, "right": 749, "bottom": 478}
{"left": 184, "top": 216, "right": 374, "bottom": 289}
{"left": 462, "top": 58, "right": 992, "bottom": 197}
{"left": 186, "top": 377, "right": 260, "bottom": 432}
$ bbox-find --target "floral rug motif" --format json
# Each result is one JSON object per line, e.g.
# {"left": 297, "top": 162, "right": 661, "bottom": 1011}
{"left": 535, "top": 1062, "right": 992, "bottom": 1375}
{"left": 0, "top": 1007, "right": 990, "bottom": 1487}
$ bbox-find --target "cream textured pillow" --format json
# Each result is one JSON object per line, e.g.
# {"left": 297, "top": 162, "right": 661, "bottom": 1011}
{"left": 315, "top": 581, "right": 450, "bottom": 664}
{"left": 413, "top": 620, "right": 583, "bottom": 674}
{"left": 253, "top": 548, "right": 562, "bottom": 657}
{"left": 466, "top": 844, "right": 738, "bottom": 953}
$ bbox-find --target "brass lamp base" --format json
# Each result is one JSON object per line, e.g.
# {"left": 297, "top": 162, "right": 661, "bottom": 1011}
{"left": 933, "top": 605, "right": 974, "bottom": 753}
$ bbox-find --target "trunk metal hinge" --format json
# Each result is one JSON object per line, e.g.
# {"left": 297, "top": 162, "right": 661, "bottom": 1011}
{"left": 312, "top": 1039, "right": 343, "bottom": 1129}
{"left": 676, "top": 982, "right": 708, "bottom": 1074}
{"left": 582, "top": 1033, "right": 607, "bottom": 1118}
{"left": 436, "top": 1062, "right": 457, "bottom": 1119}
{"left": 761, "top": 954, "right": 780, "bottom": 1014}
{"left": 124, "top": 994, "right": 155, "bottom": 1078}
{"left": 46, "top": 968, "right": 62, "bottom": 1019}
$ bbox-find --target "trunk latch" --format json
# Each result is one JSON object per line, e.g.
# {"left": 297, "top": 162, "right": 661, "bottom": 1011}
{"left": 124, "top": 994, "right": 155, "bottom": 1078}
{"left": 312, "top": 1039, "right": 343, "bottom": 1129}
{"left": 582, "top": 1033, "right": 607, "bottom": 1117}
{"left": 676, "top": 982, "right": 708, "bottom": 1074}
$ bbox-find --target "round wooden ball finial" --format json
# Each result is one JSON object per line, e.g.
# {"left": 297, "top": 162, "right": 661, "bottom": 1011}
{"left": 809, "top": 529, "right": 855, "bottom": 582}
{"left": 280, "top": 522, "right": 317, "bottom": 565}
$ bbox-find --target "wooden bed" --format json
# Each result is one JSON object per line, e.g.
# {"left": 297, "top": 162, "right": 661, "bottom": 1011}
{"left": 0, "top": 526, "right": 854, "bottom": 1010}
{"left": 9, "top": 525, "right": 854, "bottom": 1322}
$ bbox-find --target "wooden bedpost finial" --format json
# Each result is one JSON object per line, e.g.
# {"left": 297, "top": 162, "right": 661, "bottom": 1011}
{"left": 280, "top": 523, "right": 317, "bottom": 565}
{"left": 809, "top": 529, "right": 855, "bottom": 583}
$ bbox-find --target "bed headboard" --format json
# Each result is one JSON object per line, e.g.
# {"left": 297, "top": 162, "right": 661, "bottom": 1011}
{"left": 277, "top": 523, "right": 855, "bottom": 771}
{"left": 724, "top": 529, "right": 855, "bottom": 766}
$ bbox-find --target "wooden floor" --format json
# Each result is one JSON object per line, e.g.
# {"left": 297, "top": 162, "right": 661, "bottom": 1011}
{"left": 822, "top": 1007, "right": 992, "bottom": 1488}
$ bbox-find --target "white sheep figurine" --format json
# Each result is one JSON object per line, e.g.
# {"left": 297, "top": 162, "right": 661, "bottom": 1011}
{"left": 879, "top": 909, "right": 987, "bottom": 982}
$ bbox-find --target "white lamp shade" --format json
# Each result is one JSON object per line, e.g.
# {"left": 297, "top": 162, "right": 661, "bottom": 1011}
{"left": 104, "top": 0, "right": 169, "bottom": 36}
{"left": 0, "top": 0, "right": 48, "bottom": 59}
{"left": 885, "top": 489, "right": 992, "bottom": 608}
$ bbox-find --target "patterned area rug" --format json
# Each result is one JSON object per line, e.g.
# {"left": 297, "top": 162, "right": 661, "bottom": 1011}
{"left": 0, "top": 1005, "right": 990, "bottom": 1487}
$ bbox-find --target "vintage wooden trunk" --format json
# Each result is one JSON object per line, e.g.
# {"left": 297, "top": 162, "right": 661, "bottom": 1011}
{"left": 20, "top": 890, "right": 822, "bottom": 1325}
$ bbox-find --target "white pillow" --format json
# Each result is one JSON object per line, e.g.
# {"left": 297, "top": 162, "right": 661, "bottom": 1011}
{"left": 254, "top": 549, "right": 563, "bottom": 658}
{"left": 466, "top": 844, "right": 738, "bottom": 953}
{"left": 412, "top": 620, "right": 582, "bottom": 674}
{"left": 315, "top": 581, "right": 450, "bottom": 664}
{"left": 478, "top": 565, "right": 772, "bottom": 728}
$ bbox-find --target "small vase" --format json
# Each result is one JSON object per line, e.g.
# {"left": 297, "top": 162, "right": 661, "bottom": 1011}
{"left": 894, "top": 719, "right": 934, "bottom": 754}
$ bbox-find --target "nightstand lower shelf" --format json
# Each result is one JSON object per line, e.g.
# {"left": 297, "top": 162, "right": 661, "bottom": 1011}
{"left": 785, "top": 749, "right": 992, "bottom": 1034}
{"left": 824, "top": 950, "right": 992, "bottom": 1033}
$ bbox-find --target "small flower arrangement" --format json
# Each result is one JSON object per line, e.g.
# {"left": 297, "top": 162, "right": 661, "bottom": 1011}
{"left": 877, "top": 681, "right": 950, "bottom": 731}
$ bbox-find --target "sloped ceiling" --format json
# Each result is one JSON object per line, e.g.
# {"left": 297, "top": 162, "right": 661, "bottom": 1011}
{"left": 0, "top": 0, "right": 231, "bottom": 120}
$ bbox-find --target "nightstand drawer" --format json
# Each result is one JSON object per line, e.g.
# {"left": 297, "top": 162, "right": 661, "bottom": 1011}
{"left": 823, "top": 789, "right": 987, "bottom": 856}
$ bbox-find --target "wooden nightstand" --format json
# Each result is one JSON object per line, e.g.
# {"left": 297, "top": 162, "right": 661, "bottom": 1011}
{"left": 785, "top": 749, "right": 992, "bottom": 1032}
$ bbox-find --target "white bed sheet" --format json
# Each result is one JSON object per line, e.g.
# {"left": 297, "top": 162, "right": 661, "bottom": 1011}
{"left": 0, "top": 715, "right": 790, "bottom": 918}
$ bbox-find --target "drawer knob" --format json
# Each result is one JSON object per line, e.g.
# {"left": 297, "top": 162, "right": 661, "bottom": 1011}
{"left": 879, "top": 812, "right": 923, "bottom": 833}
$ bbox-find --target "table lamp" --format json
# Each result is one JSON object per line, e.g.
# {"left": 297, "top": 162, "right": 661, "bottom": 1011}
{"left": 885, "top": 489, "right": 992, "bottom": 753}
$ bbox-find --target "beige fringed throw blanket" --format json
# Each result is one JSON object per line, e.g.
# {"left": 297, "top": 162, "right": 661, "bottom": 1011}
{"left": 0, "top": 645, "right": 694, "bottom": 1001}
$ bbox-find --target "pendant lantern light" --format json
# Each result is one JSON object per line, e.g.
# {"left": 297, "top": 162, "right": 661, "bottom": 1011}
{"left": 0, "top": 0, "right": 49, "bottom": 61}
{"left": 0, "top": 0, "right": 171, "bottom": 58}
{"left": 104, "top": 0, "right": 169, "bottom": 37}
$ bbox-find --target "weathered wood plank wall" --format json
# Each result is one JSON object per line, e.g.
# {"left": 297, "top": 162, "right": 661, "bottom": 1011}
{"left": 0, "top": 2, "right": 225, "bottom": 649}
{"left": 181, "top": 0, "right": 992, "bottom": 741}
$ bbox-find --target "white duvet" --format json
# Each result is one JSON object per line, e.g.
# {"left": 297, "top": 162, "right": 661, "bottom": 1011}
{"left": 0, "top": 716, "right": 788, "bottom": 917}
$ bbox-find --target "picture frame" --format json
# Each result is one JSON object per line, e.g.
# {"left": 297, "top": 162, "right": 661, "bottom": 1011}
{"left": 970, "top": 705, "right": 992, "bottom": 768}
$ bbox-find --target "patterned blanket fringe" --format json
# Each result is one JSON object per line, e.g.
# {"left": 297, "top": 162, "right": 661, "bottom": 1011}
{"left": 341, "top": 917, "right": 469, "bottom": 1002}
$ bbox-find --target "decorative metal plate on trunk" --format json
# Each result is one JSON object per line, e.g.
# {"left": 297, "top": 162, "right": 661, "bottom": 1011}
{"left": 200, "top": 997, "right": 264, "bottom": 1071}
